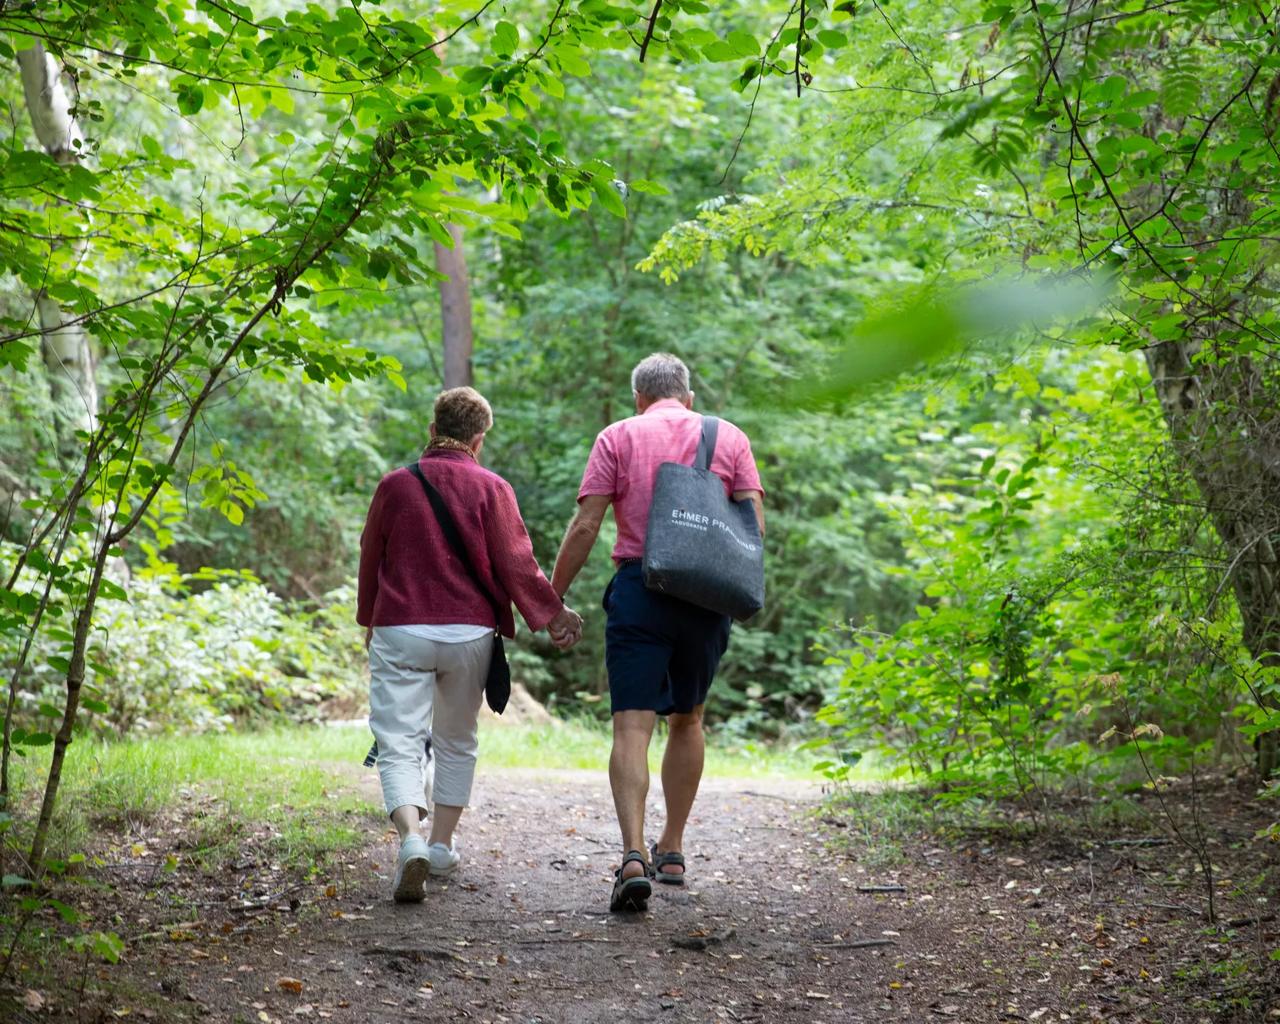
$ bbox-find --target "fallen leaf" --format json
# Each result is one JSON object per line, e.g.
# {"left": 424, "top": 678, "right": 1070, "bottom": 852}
{"left": 277, "top": 977, "right": 303, "bottom": 995}
{"left": 23, "top": 990, "right": 45, "bottom": 1011}
{"left": 805, "top": 991, "right": 830, "bottom": 1000}
{"left": 324, "top": 885, "right": 337, "bottom": 899}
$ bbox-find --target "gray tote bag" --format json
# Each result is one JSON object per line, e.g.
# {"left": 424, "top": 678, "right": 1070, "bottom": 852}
{"left": 641, "top": 416, "right": 765, "bottom": 621}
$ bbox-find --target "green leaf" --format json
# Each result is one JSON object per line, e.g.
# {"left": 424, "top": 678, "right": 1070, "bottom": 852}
{"left": 557, "top": 48, "right": 591, "bottom": 77}
{"left": 493, "top": 21, "right": 520, "bottom": 57}
{"left": 176, "top": 84, "right": 205, "bottom": 116}
{"left": 94, "top": 931, "right": 125, "bottom": 964}
{"left": 592, "top": 179, "right": 627, "bottom": 218}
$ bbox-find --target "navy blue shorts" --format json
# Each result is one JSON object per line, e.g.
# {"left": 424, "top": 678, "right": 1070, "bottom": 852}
{"left": 603, "top": 561, "right": 732, "bottom": 716}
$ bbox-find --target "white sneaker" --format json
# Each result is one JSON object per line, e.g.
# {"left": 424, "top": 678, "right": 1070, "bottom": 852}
{"left": 392, "top": 835, "right": 430, "bottom": 903}
{"left": 426, "top": 841, "right": 460, "bottom": 877}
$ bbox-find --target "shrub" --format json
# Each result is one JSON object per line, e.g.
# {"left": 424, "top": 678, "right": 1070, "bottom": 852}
{"left": 1, "top": 544, "right": 366, "bottom": 738}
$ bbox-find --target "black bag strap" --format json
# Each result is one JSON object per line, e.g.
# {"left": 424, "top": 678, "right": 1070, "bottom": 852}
{"left": 695, "top": 416, "right": 719, "bottom": 471}
{"left": 407, "top": 462, "right": 501, "bottom": 630}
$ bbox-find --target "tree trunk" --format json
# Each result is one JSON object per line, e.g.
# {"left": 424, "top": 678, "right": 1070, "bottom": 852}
{"left": 1144, "top": 339, "right": 1280, "bottom": 777}
{"left": 434, "top": 223, "right": 473, "bottom": 389}
{"left": 17, "top": 44, "right": 99, "bottom": 461}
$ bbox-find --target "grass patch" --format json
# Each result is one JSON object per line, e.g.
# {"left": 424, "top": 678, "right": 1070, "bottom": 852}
{"left": 6, "top": 718, "right": 821, "bottom": 869}
{"left": 477, "top": 717, "right": 820, "bottom": 778}
{"left": 8, "top": 727, "right": 379, "bottom": 871}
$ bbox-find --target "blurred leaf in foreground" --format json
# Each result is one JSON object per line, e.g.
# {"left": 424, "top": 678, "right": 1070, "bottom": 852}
{"left": 803, "top": 274, "right": 1112, "bottom": 403}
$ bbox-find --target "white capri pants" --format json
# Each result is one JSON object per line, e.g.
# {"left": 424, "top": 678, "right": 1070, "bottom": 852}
{"left": 368, "top": 626, "right": 492, "bottom": 815}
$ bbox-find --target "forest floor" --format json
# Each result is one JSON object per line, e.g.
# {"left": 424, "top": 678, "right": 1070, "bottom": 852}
{"left": 3, "top": 755, "right": 1278, "bottom": 1024}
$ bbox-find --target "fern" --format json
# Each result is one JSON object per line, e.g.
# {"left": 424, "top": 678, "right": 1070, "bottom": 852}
{"left": 1161, "top": 51, "right": 1201, "bottom": 119}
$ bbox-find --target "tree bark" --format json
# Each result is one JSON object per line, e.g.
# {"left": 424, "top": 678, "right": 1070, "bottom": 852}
{"left": 434, "top": 223, "right": 473, "bottom": 389}
{"left": 17, "top": 44, "right": 99, "bottom": 461}
{"left": 1144, "top": 339, "right": 1280, "bottom": 776}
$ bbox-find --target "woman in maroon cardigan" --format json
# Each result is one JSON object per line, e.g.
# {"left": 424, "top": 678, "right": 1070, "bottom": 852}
{"left": 357, "top": 387, "right": 581, "bottom": 902}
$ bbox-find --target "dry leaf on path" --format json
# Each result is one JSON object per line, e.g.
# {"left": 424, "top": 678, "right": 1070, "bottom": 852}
{"left": 276, "top": 977, "right": 304, "bottom": 995}
{"left": 23, "top": 989, "right": 46, "bottom": 1011}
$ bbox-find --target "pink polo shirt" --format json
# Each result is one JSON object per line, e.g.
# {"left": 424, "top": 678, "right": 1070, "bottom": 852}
{"left": 577, "top": 399, "right": 764, "bottom": 562}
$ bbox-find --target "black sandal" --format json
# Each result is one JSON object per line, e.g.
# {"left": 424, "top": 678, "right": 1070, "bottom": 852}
{"left": 650, "top": 842, "right": 686, "bottom": 886}
{"left": 609, "top": 850, "right": 652, "bottom": 912}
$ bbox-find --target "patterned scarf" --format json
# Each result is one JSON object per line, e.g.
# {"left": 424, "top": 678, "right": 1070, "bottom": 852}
{"left": 427, "top": 435, "right": 478, "bottom": 460}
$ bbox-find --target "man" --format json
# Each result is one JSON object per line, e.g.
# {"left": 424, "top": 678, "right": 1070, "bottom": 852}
{"left": 551, "top": 353, "right": 764, "bottom": 912}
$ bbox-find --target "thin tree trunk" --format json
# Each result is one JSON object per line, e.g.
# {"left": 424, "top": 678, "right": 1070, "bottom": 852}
{"left": 1144, "top": 339, "right": 1280, "bottom": 776}
{"left": 17, "top": 44, "right": 99, "bottom": 460}
{"left": 434, "top": 223, "right": 473, "bottom": 389}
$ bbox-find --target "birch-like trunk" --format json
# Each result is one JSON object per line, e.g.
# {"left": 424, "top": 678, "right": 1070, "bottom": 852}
{"left": 434, "top": 223, "right": 474, "bottom": 389}
{"left": 17, "top": 44, "right": 99, "bottom": 459}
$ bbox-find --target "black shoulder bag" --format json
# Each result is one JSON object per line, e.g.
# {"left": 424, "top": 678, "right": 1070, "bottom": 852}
{"left": 641, "top": 416, "right": 765, "bottom": 621}
{"left": 407, "top": 462, "right": 512, "bottom": 715}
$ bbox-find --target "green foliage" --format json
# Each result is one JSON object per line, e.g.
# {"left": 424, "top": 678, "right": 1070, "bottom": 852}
{"left": 1, "top": 541, "right": 364, "bottom": 736}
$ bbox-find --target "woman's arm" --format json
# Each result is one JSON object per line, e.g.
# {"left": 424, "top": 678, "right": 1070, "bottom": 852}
{"left": 485, "top": 481, "right": 566, "bottom": 632}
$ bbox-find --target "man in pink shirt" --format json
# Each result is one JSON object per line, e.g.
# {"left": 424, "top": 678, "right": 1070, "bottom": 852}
{"left": 551, "top": 353, "right": 764, "bottom": 912}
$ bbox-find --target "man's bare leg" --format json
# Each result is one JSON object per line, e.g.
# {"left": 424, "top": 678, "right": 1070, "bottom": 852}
{"left": 610, "top": 709, "right": 656, "bottom": 879}
{"left": 655, "top": 705, "right": 705, "bottom": 876}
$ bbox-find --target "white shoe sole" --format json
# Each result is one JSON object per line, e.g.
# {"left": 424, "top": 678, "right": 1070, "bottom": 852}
{"left": 428, "top": 858, "right": 459, "bottom": 877}
{"left": 393, "top": 855, "right": 429, "bottom": 902}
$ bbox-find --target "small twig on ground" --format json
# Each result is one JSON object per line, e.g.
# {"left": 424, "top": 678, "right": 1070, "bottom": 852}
{"left": 1144, "top": 901, "right": 1194, "bottom": 914}
{"left": 1103, "top": 837, "right": 1172, "bottom": 848}
{"left": 127, "top": 921, "right": 204, "bottom": 944}
{"left": 513, "top": 936, "right": 618, "bottom": 945}
{"left": 856, "top": 884, "right": 907, "bottom": 893}
{"left": 814, "top": 938, "right": 897, "bottom": 950}
{"left": 228, "top": 882, "right": 307, "bottom": 913}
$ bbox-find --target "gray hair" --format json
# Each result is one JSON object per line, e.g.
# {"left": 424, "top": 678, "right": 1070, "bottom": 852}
{"left": 630, "top": 352, "right": 691, "bottom": 401}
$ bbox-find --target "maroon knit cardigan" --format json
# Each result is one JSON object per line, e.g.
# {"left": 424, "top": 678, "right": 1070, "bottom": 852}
{"left": 356, "top": 450, "right": 563, "bottom": 637}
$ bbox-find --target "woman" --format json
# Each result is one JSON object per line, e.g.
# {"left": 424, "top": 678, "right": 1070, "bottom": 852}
{"left": 357, "top": 386, "right": 582, "bottom": 903}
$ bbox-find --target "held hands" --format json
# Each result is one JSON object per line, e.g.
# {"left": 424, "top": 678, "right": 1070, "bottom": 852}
{"left": 547, "top": 606, "right": 583, "bottom": 650}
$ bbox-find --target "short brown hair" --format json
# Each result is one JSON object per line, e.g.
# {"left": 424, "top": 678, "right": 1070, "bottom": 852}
{"left": 433, "top": 386, "right": 493, "bottom": 442}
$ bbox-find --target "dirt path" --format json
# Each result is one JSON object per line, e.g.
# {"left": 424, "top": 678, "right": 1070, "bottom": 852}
{"left": 165, "top": 768, "right": 942, "bottom": 1023}
{"left": 33, "top": 765, "right": 1278, "bottom": 1023}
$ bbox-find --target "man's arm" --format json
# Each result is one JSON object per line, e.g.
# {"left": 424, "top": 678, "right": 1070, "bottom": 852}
{"left": 551, "top": 494, "right": 611, "bottom": 598}
{"left": 734, "top": 489, "right": 765, "bottom": 539}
